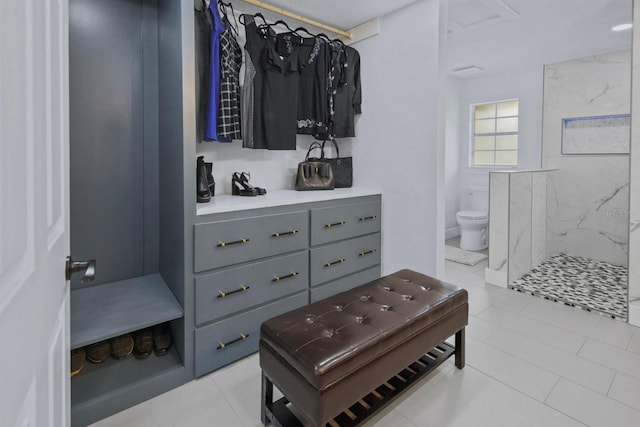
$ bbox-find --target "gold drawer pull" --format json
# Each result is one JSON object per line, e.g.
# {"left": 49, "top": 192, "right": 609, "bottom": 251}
{"left": 359, "top": 215, "right": 377, "bottom": 222}
{"left": 217, "top": 238, "right": 250, "bottom": 248}
{"left": 273, "top": 272, "right": 298, "bottom": 282}
{"left": 325, "top": 221, "right": 346, "bottom": 228}
{"left": 217, "top": 285, "right": 250, "bottom": 299}
{"left": 272, "top": 230, "right": 298, "bottom": 238}
{"left": 217, "top": 333, "right": 249, "bottom": 350}
{"left": 359, "top": 249, "right": 377, "bottom": 257}
{"left": 324, "top": 258, "right": 346, "bottom": 268}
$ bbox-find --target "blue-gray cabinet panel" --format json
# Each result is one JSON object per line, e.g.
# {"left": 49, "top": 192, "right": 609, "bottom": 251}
{"left": 310, "top": 233, "right": 381, "bottom": 286}
{"left": 310, "top": 200, "right": 381, "bottom": 246}
{"left": 194, "top": 291, "right": 308, "bottom": 376}
{"left": 310, "top": 267, "right": 381, "bottom": 303}
{"left": 195, "top": 251, "right": 308, "bottom": 326}
{"left": 71, "top": 274, "right": 183, "bottom": 349}
{"left": 194, "top": 211, "right": 308, "bottom": 272}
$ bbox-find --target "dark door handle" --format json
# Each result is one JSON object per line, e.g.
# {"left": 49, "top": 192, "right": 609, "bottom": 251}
{"left": 65, "top": 256, "right": 96, "bottom": 283}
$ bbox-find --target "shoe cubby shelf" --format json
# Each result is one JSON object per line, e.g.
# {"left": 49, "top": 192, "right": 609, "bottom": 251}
{"left": 71, "top": 345, "right": 184, "bottom": 425}
{"left": 71, "top": 274, "right": 183, "bottom": 349}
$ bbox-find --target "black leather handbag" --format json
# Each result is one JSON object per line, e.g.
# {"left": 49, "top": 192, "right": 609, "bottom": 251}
{"left": 295, "top": 142, "right": 335, "bottom": 191}
{"left": 321, "top": 139, "right": 353, "bottom": 188}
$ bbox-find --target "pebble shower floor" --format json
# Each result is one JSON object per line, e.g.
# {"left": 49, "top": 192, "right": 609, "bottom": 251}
{"left": 511, "top": 253, "right": 628, "bottom": 321}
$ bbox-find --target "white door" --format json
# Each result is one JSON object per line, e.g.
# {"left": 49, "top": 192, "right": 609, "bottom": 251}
{"left": 0, "top": 0, "right": 70, "bottom": 426}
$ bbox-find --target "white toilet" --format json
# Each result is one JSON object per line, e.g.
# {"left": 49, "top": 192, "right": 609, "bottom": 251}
{"left": 456, "top": 188, "right": 489, "bottom": 251}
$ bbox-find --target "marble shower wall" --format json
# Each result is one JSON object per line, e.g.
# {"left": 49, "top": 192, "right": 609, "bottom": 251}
{"left": 542, "top": 50, "right": 631, "bottom": 267}
{"left": 486, "top": 170, "right": 550, "bottom": 287}
{"left": 628, "top": 0, "right": 640, "bottom": 326}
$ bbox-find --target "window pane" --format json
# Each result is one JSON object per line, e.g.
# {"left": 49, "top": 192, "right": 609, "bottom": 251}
{"left": 496, "top": 135, "right": 518, "bottom": 150}
{"left": 497, "top": 101, "right": 518, "bottom": 117}
{"left": 471, "top": 99, "right": 518, "bottom": 167}
{"left": 495, "top": 151, "right": 518, "bottom": 165}
{"left": 496, "top": 117, "right": 518, "bottom": 133}
{"left": 474, "top": 151, "right": 495, "bottom": 165}
{"left": 474, "top": 136, "right": 494, "bottom": 150}
{"left": 475, "top": 103, "right": 495, "bottom": 119}
{"left": 475, "top": 118, "right": 495, "bottom": 134}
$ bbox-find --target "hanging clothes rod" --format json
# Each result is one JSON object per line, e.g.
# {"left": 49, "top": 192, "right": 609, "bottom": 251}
{"left": 240, "top": 0, "right": 353, "bottom": 39}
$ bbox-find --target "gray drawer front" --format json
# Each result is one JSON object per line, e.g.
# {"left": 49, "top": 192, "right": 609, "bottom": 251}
{"left": 195, "top": 291, "right": 308, "bottom": 376}
{"left": 310, "top": 233, "right": 381, "bottom": 286}
{"left": 194, "top": 211, "right": 309, "bottom": 272}
{"left": 195, "top": 251, "right": 308, "bottom": 326}
{"left": 310, "top": 267, "right": 381, "bottom": 303}
{"left": 310, "top": 201, "right": 381, "bottom": 246}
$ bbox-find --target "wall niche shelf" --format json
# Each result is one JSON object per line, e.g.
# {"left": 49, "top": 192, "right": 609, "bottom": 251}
{"left": 71, "top": 274, "right": 183, "bottom": 349}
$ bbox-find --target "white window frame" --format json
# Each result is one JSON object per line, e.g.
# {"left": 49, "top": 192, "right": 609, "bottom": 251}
{"left": 469, "top": 99, "right": 519, "bottom": 168}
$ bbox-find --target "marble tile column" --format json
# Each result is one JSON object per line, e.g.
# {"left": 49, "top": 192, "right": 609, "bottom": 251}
{"left": 486, "top": 170, "right": 551, "bottom": 287}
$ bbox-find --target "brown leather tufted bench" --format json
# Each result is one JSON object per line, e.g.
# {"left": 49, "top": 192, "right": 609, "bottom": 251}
{"left": 259, "top": 269, "right": 468, "bottom": 426}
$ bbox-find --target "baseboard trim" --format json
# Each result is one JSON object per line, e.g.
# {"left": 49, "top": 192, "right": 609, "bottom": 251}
{"left": 629, "top": 303, "right": 640, "bottom": 327}
{"left": 485, "top": 268, "right": 508, "bottom": 288}
{"left": 445, "top": 227, "right": 460, "bottom": 241}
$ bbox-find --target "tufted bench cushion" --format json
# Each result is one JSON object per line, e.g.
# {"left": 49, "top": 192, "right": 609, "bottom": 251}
{"left": 259, "top": 269, "right": 468, "bottom": 426}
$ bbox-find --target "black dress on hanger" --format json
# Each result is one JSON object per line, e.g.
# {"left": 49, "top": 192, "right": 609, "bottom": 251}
{"left": 276, "top": 32, "right": 330, "bottom": 137}
{"left": 243, "top": 16, "right": 273, "bottom": 149}
{"left": 261, "top": 31, "right": 305, "bottom": 150}
{"left": 332, "top": 45, "right": 361, "bottom": 138}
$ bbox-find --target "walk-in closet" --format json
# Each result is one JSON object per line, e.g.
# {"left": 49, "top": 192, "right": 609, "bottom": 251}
{"left": 66, "top": 1, "right": 444, "bottom": 425}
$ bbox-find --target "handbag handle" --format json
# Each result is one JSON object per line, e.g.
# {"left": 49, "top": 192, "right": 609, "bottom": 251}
{"left": 305, "top": 142, "right": 324, "bottom": 161}
{"left": 320, "top": 138, "right": 340, "bottom": 159}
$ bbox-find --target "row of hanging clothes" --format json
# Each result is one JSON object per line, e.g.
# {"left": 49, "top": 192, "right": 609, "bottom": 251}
{"left": 194, "top": 0, "right": 362, "bottom": 150}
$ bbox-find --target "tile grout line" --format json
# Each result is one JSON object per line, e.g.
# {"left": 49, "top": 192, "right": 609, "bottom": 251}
{"left": 541, "top": 377, "right": 589, "bottom": 427}
{"left": 549, "top": 375, "right": 640, "bottom": 417}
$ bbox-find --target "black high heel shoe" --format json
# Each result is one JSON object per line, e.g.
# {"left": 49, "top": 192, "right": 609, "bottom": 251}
{"left": 240, "top": 172, "right": 266, "bottom": 195}
{"left": 231, "top": 172, "right": 258, "bottom": 196}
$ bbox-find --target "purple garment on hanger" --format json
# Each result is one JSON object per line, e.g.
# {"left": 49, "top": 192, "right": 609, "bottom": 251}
{"left": 205, "top": 1, "right": 230, "bottom": 142}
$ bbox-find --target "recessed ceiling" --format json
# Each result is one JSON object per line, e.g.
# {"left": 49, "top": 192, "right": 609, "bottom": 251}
{"left": 447, "top": 0, "right": 632, "bottom": 77}
{"left": 232, "top": 0, "right": 632, "bottom": 78}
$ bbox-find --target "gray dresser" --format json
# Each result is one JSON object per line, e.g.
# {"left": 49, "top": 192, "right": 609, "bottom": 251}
{"left": 193, "top": 191, "right": 382, "bottom": 377}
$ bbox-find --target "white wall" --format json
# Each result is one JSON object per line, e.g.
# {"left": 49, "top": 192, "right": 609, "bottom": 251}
{"left": 355, "top": 0, "right": 446, "bottom": 277}
{"left": 444, "top": 76, "right": 461, "bottom": 238}
{"left": 445, "top": 65, "right": 544, "bottom": 233}
{"left": 198, "top": 0, "right": 447, "bottom": 278}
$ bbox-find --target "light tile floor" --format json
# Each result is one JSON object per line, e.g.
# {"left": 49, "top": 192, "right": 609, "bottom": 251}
{"left": 92, "top": 257, "right": 640, "bottom": 427}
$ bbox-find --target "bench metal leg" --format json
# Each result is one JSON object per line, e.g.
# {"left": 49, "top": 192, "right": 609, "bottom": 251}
{"left": 261, "top": 371, "right": 273, "bottom": 425}
{"left": 455, "top": 328, "right": 465, "bottom": 369}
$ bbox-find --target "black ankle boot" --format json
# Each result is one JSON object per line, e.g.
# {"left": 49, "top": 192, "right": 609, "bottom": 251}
{"left": 205, "top": 162, "right": 215, "bottom": 197}
{"left": 196, "top": 156, "right": 211, "bottom": 203}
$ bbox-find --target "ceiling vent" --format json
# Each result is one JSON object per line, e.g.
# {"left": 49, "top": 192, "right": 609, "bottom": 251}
{"left": 450, "top": 66, "right": 484, "bottom": 77}
{"left": 448, "top": 0, "right": 519, "bottom": 33}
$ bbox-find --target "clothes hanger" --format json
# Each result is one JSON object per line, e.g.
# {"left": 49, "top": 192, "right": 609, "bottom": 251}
{"left": 271, "top": 19, "right": 300, "bottom": 36}
{"left": 293, "top": 26, "right": 330, "bottom": 42}
{"left": 239, "top": 12, "right": 268, "bottom": 27}
{"left": 217, "top": 0, "right": 239, "bottom": 36}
